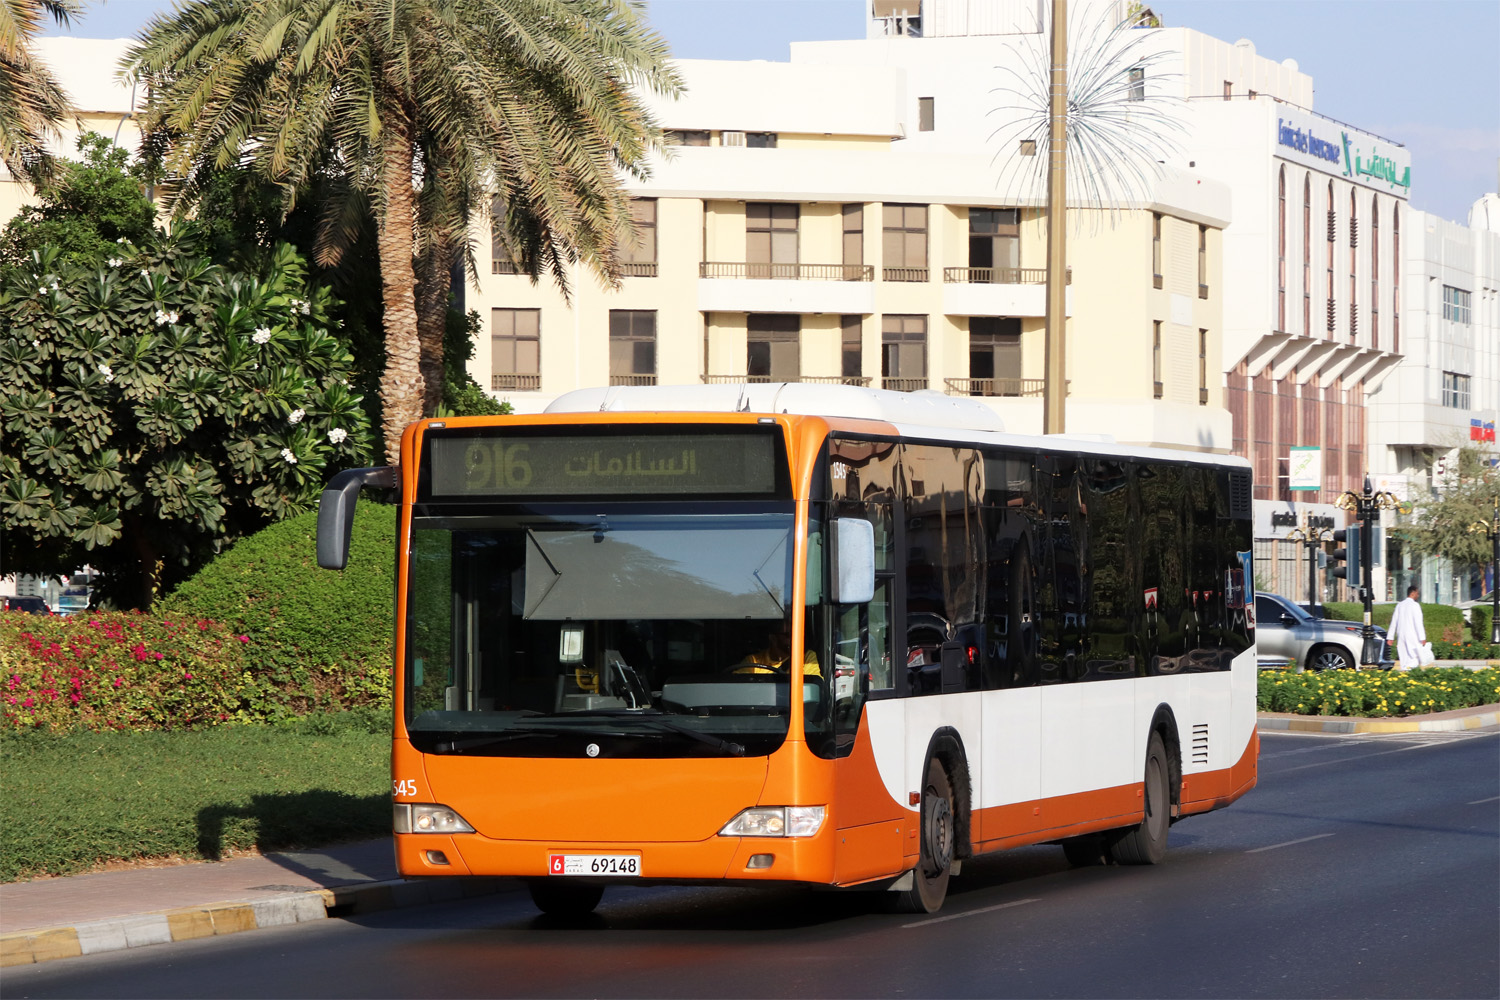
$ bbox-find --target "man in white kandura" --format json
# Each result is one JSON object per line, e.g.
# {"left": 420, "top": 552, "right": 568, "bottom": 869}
{"left": 1389, "top": 585, "right": 1428, "bottom": 670}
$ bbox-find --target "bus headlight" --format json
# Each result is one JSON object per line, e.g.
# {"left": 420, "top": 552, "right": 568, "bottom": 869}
{"left": 719, "top": 806, "right": 826, "bottom": 838}
{"left": 394, "top": 803, "right": 475, "bottom": 834}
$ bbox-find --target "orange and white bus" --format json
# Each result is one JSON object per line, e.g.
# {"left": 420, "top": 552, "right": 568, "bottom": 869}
{"left": 318, "top": 384, "right": 1258, "bottom": 915}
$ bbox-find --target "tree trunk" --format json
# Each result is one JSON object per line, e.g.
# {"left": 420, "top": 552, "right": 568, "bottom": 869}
{"left": 415, "top": 239, "right": 456, "bottom": 416}
{"left": 376, "top": 111, "right": 424, "bottom": 466}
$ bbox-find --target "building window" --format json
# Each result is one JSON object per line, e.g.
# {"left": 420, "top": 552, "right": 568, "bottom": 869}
{"left": 1302, "top": 174, "right": 1311, "bottom": 336}
{"left": 1199, "top": 329, "right": 1209, "bottom": 405}
{"left": 1443, "top": 286, "right": 1473, "bottom": 324}
{"left": 667, "top": 129, "right": 710, "bottom": 146}
{"left": 841, "top": 316, "right": 863, "bottom": 379}
{"left": 1020, "top": 139, "right": 1037, "bottom": 156}
{"left": 1349, "top": 190, "right": 1358, "bottom": 340}
{"left": 1442, "top": 371, "right": 1470, "bottom": 409}
{"left": 1393, "top": 207, "right": 1401, "bottom": 351}
{"left": 882, "top": 204, "right": 928, "bottom": 281}
{"left": 748, "top": 314, "right": 800, "bottom": 382}
{"left": 1152, "top": 320, "right": 1163, "bottom": 398}
{"left": 882, "top": 314, "right": 927, "bottom": 390}
{"left": 491, "top": 308, "right": 540, "bottom": 390}
{"left": 1326, "top": 181, "right": 1336, "bottom": 334}
{"left": 491, "top": 197, "right": 520, "bottom": 274}
{"left": 1152, "top": 213, "right": 1163, "bottom": 289}
{"left": 1370, "top": 196, "right": 1379, "bottom": 348}
{"left": 1127, "top": 66, "right": 1144, "bottom": 101}
{"left": 1198, "top": 224, "right": 1209, "bottom": 299}
{"left": 745, "top": 132, "right": 778, "bottom": 148}
{"left": 969, "top": 208, "right": 1019, "bottom": 281}
{"left": 747, "top": 202, "right": 798, "bottom": 278}
{"left": 620, "top": 198, "right": 657, "bottom": 276}
{"left": 843, "top": 204, "right": 863, "bottom": 271}
{"left": 609, "top": 310, "right": 656, "bottom": 385}
{"left": 1277, "top": 167, "right": 1286, "bottom": 329}
{"left": 918, "top": 97, "right": 935, "bottom": 131}
{"left": 969, "top": 317, "right": 1022, "bottom": 396}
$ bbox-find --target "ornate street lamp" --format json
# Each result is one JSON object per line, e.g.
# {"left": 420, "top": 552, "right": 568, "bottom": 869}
{"left": 1287, "top": 519, "right": 1334, "bottom": 615}
{"left": 1469, "top": 496, "right": 1500, "bottom": 645}
{"left": 1335, "top": 476, "right": 1400, "bottom": 663}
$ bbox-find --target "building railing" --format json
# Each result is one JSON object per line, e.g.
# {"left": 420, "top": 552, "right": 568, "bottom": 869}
{"left": 882, "top": 266, "right": 929, "bottom": 283}
{"left": 609, "top": 374, "right": 658, "bottom": 386}
{"left": 943, "top": 378, "right": 1062, "bottom": 397}
{"left": 701, "top": 374, "right": 872, "bottom": 386}
{"left": 492, "top": 260, "right": 521, "bottom": 275}
{"left": 699, "top": 262, "right": 873, "bottom": 281}
{"left": 942, "top": 266, "right": 1067, "bottom": 285}
{"left": 494, "top": 261, "right": 658, "bottom": 277}
{"left": 491, "top": 373, "right": 541, "bottom": 391}
{"left": 881, "top": 377, "right": 929, "bottom": 392}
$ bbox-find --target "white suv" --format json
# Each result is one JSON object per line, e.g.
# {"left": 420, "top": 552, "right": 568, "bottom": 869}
{"left": 1255, "top": 592, "right": 1393, "bottom": 671}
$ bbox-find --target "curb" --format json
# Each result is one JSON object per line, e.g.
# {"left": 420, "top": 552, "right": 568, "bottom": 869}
{"left": 0, "top": 876, "right": 517, "bottom": 968}
{"left": 1256, "top": 708, "right": 1500, "bottom": 735}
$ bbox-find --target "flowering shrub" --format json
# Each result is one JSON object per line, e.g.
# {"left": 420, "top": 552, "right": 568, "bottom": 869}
{"left": 0, "top": 611, "right": 390, "bottom": 731}
{"left": 1258, "top": 666, "right": 1500, "bottom": 717}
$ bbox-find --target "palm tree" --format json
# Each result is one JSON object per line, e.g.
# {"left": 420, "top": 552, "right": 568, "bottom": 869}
{"left": 0, "top": 0, "right": 79, "bottom": 185}
{"left": 124, "top": 0, "right": 680, "bottom": 461}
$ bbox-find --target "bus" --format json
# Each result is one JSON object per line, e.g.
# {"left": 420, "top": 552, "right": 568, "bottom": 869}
{"left": 317, "top": 384, "right": 1258, "bottom": 915}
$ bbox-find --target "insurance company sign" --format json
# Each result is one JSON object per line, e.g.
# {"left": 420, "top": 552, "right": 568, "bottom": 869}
{"left": 1273, "top": 106, "right": 1411, "bottom": 198}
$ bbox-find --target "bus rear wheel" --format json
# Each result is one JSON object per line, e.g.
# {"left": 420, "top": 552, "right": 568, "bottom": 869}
{"left": 1105, "top": 731, "right": 1171, "bottom": 865}
{"left": 892, "top": 757, "right": 955, "bottom": 914}
{"left": 528, "top": 880, "right": 604, "bottom": 917}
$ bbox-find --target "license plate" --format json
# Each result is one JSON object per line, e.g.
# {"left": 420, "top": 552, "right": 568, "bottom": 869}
{"left": 548, "top": 854, "right": 641, "bottom": 876}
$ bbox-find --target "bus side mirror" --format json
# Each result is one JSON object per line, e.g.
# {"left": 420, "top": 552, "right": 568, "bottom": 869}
{"left": 317, "top": 466, "right": 397, "bottom": 570}
{"left": 830, "top": 518, "right": 875, "bottom": 605}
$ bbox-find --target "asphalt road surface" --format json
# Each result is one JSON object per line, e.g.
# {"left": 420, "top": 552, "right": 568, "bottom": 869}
{"left": 6, "top": 729, "right": 1497, "bottom": 999}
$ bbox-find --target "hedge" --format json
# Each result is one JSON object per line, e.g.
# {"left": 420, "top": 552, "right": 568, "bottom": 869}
{"left": 1323, "top": 600, "right": 1465, "bottom": 641}
{"left": 1258, "top": 665, "right": 1500, "bottom": 717}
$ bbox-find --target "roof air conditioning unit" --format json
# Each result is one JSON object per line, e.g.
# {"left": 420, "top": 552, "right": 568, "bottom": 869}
{"left": 722, "top": 131, "right": 746, "bottom": 147}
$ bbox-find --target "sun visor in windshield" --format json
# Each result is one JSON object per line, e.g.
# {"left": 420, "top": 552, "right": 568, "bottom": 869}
{"left": 523, "top": 523, "right": 790, "bottom": 620}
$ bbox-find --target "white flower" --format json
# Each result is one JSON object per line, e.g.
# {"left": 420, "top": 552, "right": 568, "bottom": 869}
{"left": 327, "top": 427, "right": 348, "bottom": 444}
{"left": 154, "top": 309, "right": 180, "bottom": 326}
{"left": 140, "top": 269, "right": 150, "bottom": 278}
{"left": 49, "top": 281, "right": 58, "bottom": 291}
{"left": 117, "top": 237, "right": 128, "bottom": 244}
{"left": 280, "top": 448, "right": 298, "bottom": 465}
{"left": 287, "top": 408, "right": 305, "bottom": 425}
{"left": 98, "top": 364, "right": 113, "bottom": 383}
{"left": 300, "top": 301, "right": 310, "bottom": 315}
{"left": 252, "top": 327, "right": 271, "bottom": 344}
{"left": 108, "top": 258, "right": 122, "bottom": 268}
{"left": 31, "top": 340, "right": 40, "bottom": 349}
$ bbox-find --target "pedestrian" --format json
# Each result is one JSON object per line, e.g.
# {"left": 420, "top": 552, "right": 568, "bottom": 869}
{"left": 1389, "top": 585, "right": 1429, "bottom": 670}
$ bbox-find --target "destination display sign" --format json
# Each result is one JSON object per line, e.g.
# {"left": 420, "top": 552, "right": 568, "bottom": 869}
{"left": 428, "top": 432, "right": 779, "bottom": 497}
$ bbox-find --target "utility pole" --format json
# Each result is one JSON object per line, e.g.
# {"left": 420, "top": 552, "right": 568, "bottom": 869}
{"left": 1043, "top": 0, "right": 1068, "bottom": 434}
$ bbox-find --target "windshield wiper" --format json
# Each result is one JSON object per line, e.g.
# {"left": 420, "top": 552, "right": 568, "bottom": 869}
{"left": 432, "top": 729, "right": 559, "bottom": 753}
{"left": 567, "top": 709, "right": 746, "bottom": 757}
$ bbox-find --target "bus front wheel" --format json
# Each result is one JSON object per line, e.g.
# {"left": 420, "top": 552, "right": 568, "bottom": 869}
{"left": 893, "top": 757, "right": 955, "bottom": 914}
{"left": 1105, "top": 731, "right": 1171, "bottom": 865}
{"left": 528, "top": 880, "right": 604, "bottom": 917}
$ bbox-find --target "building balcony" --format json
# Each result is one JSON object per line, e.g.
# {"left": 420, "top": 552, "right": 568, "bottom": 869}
{"left": 882, "top": 266, "right": 929, "bottom": 283}
{"left": 491, "top": 373, "right": 541, "bottom": 391}
{"left": 943, "top": 377, "right": 1063, "bottom": 397}
{"left": 609, "top": 374, "right": 658, "bottom": 386}
{"left": 942, "top": 266, "right": 1067, "bottom": 285}
{"left": 699, "top": 262, "right": 872, "bottom": 281}
{"left": 881, "top": 377, "right": 929, "bottom": 392}
{"left": 494, "top": 261, "right": 658, "bottom": 277}
{"left": 702, "top": 374, "right": 873, "bottom": 386}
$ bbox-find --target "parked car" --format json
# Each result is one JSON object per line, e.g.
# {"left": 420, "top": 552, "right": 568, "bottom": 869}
{"left": 2, "top": 595, "right": 52, "bottom": 615}
{"left": 1255, "top": 591, "right": 1393, "bottom": 670}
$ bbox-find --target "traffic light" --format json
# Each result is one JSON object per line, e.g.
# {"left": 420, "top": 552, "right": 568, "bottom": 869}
{"left": 1329, "top": 525, "right": 1360, "bottom": 586}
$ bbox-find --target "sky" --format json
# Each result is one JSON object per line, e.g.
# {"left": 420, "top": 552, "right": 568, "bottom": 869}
{"left": 50, "top": 0, "right": 1500, "bottom": 225}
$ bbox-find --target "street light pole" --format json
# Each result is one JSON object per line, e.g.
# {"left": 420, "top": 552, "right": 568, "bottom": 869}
{"left": 1287, "top": 520, "right": 1334, "bottom": 614}
{"left": 1336, "top": 475, "right": 1400, "bottom": 664}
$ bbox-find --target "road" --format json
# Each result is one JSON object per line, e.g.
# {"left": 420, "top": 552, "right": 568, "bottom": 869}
{"left": 6, "top": 730, "right": 1497, "bottom": 999}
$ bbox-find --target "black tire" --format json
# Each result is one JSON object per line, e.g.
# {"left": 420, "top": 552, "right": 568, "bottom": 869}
{"left": 1105, "top": 731, "right": 1171, "bottom": 865}
{"left": 1061, "top": 833, "right": 1107, "bottom": 867}
{"left": 528, "top": 880, "right": 604, "bottom": 917}
{"left": 891, "top": 757, "right": 955, "bottom": 914}
{"left": 1309, "top": 645, "right": 1355, "bottom": 671}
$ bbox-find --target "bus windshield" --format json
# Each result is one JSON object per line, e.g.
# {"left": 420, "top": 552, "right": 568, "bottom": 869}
{"left": 405, "top": 508, "right": 817, "bottom": 758}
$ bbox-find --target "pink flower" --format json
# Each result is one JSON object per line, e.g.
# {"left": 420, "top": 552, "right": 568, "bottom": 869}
{"left": 113, "top": 678, "right": 123, "bottom": 688}
{"left": 237, "top": 635, "right": 249, "bottom": 643}
{"left": 183, "top": 673, "right": 194, "bottom": 681}
{"left": 152, "top": 652, "right": 163, "bottom": 660}
{"left": 22, "top": 697, "right": 33, "bottom": 708}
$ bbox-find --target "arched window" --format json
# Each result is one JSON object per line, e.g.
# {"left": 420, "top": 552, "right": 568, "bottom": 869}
{"left": 1371, "top": 196, "right": 1380, "bottom": 349}
{"left": 1393, "top": 206, "right": 1401, "bottom": 352}
{"left": 1278, "top": 166, "right": 1286, "bottom": 332}
{"left": 1326, "top": 181, "right": 1336, "bottom": 335}
{"left": 1302, "top": 175, "right": 1311, "bottom": 335}
{"left": 1349, "top": 190, "right": 1358, "bottom": 341}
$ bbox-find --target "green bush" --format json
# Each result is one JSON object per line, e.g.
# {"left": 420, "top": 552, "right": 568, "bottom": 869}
{"left": 0, "top": 719, "right": 388, "bottom": 881}
{"left": 1323, "top": 600, "right": 1462, "bottom": 639}
{"left": 1257, "top": 665, "right": 1500, "bottom": 717}
{"left": 160, "top": 502, "right": 397, "bottom": 714}
{"left": 1470, "top": 605, "right": 1491, "bottom": 643}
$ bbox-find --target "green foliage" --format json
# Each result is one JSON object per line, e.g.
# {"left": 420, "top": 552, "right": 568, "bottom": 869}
{"left": 0, "top": 231, "right": 374, "bottom": 609}
{"left": 1397, "top": 445, "right": 1500, "bottom": 569}
{"left": 1322, "top": 600, "right": 1462, "bottom": 637}
{"left": 1257, "top": 666, "right": 1500, "bottom": 717}
{"left": 1470, "top": 605, "right": 1491, "bottom": 643}
{"left": 161, "top": 503, "right": 397, "bottom": 701}
{"left": 0, "top": 721, "right": 388, "bottom": 881}
{"left": 0, "top": 133, "right": 157, "bottom": 268}
{"left": 439, "top": 308, "right": 511, "bottom": 417}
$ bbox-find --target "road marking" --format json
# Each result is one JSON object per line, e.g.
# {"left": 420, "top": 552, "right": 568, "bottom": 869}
{"left": 1245, "top": 833, "right": 1335, "bottom": 854}
{"left": 1467, "top": 796, "right": 1500, "bottom": 806}
{"left": 902, "top": 897, "right": 1039, "bottom": 928}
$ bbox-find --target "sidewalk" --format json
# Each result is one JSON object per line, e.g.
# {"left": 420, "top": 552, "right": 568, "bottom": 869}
{"left": 3, "top": 702, "right": 1497, "bottom": 970}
